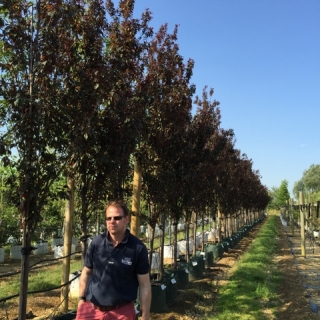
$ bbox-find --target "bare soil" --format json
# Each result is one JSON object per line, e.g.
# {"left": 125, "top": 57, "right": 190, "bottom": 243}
{"left": 0, "top": 216, "right": 318, "bottom": 320}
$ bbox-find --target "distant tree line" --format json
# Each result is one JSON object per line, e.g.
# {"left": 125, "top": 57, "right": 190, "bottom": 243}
{"left": 268, "top": 164, "right": 320, "bottom": 210}
{"left": 293, "top": 164, "right": 320, "bottom": 203}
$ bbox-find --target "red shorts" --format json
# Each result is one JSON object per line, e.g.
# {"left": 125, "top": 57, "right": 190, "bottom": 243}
{"left": 75, "top": 301, "right": 136, "bottom": 320}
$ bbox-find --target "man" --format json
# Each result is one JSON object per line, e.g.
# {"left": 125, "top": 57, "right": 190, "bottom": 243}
{"left": 76, "top": 200, "right": 151, "bottom": 320}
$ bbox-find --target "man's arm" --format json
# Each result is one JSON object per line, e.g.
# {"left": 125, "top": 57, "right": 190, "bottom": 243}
{"left": 77, "top": 266, "right": 93, "bottom": 305}
{"left": 137, "top": 273, "right": 151, "bottom": 320}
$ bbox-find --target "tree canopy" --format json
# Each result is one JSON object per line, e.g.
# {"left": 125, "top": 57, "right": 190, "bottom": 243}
{"left": 293, "top": 164, "right": 320, "bottom": 203}
{"left": 277, "top": 180, "right": 290, "bottom": 208}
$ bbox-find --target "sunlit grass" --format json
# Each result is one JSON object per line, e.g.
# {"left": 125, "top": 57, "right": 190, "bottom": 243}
{"left": 0, "top": 259, "right": 82, "bottom": 299}
{"left": 209, "top": 215, "right": 281, "bottom": 320}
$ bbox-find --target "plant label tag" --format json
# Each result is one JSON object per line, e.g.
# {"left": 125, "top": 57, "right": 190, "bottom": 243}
{"left": 171, "top": 278, "right": 176, "bottom": 284}
{"left": 161, "top": 284, "right": 166, "bottom": 290}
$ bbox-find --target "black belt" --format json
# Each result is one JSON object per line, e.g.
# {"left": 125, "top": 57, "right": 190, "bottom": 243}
{"left": 91, "top": 301, "right": 130, "bottom": 312}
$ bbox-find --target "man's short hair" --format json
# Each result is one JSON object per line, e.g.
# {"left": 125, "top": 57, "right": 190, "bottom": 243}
{"left": 106, "top": 199, "right": 129, "bottom": 217}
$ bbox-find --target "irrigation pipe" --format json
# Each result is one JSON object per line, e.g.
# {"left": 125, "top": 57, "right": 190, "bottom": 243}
{"left": 0, "top": 250, "right": 82, "bottom": 279}
{"left": 0, "top": 272, "right": 81, "bottom": 303}
{"left": 0, "top": 250, "right": 83, "bottom": 303}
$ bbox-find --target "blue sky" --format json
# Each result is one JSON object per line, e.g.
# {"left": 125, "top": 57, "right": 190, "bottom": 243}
{"left": 133, "top": 1, "right": 320, "bottom": 196}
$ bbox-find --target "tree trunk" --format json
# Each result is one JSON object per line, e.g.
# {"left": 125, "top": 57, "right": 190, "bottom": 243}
{"left": 148, "top": 224, "right": 156, "bottom": 277}
{"left": 159, "top": 211, "right": 166, "bottom": 280}
{"left": 80, "top": 179, "right": 89, "bottom": 265}
{"left": 299, "top": 191, "right": 306, "bottom": 258}
{"left": 201, "top": 216, "right": 205, "bottom": 252}
{"left": 18, "top": 216, "right": 31, "bottom": 320}
{"left": 185, "top": 214, "right": 190, "bottom": 263}
{"left": 217, "top": 208, "right": 222, "bottom": 242}
{"left": 60, "top": 177, "right": 74, "bottom": 312}
{"left": 193, "top": 212, "right": 197, "bottom": 256}
{"left": 173, "top": 219, "right": 178, "bottom": 268}
{"left": 131, "top": 158, "right": 141, "bottom": 236}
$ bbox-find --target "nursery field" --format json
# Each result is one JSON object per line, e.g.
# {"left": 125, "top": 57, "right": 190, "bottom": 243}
{"left": 0, "top": 216, "right": 318, "bottom": 320}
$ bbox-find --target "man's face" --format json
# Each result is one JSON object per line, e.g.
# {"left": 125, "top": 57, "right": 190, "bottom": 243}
{"left": 106, "top": 205, "right": 129, "bottom": 237}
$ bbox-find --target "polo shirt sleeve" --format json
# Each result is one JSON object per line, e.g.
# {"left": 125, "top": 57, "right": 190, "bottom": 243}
{"left": 136, "top": 244, "right": 150, "bottom": 275}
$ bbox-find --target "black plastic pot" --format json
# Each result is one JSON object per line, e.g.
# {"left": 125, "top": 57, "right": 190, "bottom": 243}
{"left": 205, "top": 250, "right": 214, "bottom": 268}
{"left": 188, "top": 256, "right": 203, "bottom": 280}
{"left": 172, "top": 268, "right": 189, "bottom": 290}
{"left": 150, "top": 282, "right": 167, "bottom": 313}
{"left": 222, "top": 241, "right": 229, "bottom": 253}
{"left": 206, "top": 243, "right": 220, "bottom": 260}
{"left": 164, "top": 271, "right": 178, "bottom": 305}
{"left": 228, "top": 237, "right": 235, "bottom": 249}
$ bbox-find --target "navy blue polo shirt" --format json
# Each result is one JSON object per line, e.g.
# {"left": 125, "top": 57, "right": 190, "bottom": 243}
{"left": 84, "top": 229, "right": 149, "bottom": 306}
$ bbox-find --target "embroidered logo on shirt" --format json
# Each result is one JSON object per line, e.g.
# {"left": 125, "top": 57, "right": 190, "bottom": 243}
{"left": 121, "top": 257, "right": 132, "bottom": 265}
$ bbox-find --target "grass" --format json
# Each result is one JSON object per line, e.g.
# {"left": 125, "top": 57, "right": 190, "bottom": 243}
{"left": 208, "top": 215, "right": 281, "bottom": 320}
{"left": 0, "top": 259, "right": 82, "bottom": 299}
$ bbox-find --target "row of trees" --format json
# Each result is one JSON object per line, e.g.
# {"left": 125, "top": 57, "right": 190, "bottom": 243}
{"left": 0, "top": 0, "right": 270, "bottom": 318}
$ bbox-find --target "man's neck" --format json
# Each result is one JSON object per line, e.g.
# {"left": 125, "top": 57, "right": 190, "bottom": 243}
{"left": 108, "top": 231, "right": 126, "bottom": 246}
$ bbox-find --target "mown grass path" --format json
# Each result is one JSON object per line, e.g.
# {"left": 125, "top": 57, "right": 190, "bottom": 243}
{"left": 210, "top": 215, "right": 281, "bottom": 319}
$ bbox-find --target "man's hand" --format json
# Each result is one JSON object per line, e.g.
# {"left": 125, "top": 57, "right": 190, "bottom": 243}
{"left": 77, "top": 297, "right": 86, "bottom": 307}
{"left": 140, "top": 312, "right": 150, "bottom": 320}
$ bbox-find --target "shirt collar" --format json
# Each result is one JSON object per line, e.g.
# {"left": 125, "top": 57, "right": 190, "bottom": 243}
{"left": 106, "top": 229, "right": 130, "bottom": 244}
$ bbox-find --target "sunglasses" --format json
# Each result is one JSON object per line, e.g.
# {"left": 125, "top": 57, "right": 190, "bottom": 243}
{"left": 106, "top": 216, "right": 125, "bottom": 221}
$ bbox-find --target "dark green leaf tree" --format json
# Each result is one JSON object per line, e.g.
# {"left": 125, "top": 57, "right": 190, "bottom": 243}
{"left": 267, "top": 186, "right": 280, "bottom": 210}
{"left": 293, "top": 164, "right": 320, "bottom": 203}
{"left": 277, "top": 179, "right": 290, "bottom": 208}
{"left": 292, "top": 180, "right": 304, "bottom": 202}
